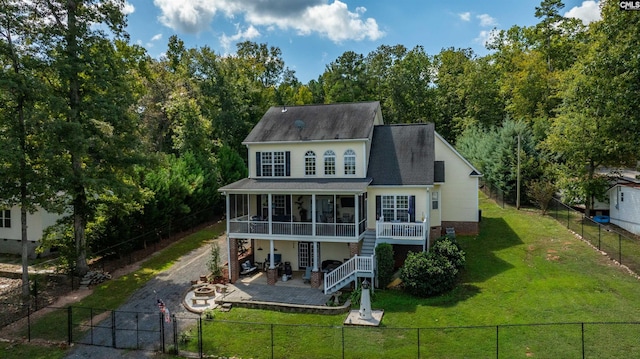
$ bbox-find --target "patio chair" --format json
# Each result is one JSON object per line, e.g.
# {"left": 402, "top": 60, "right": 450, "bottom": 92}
{"left": 240, "top": 260, "right": 257, "bottom": 275}
{"left": 302, "top": 266, "right": 312, "bottom": 283}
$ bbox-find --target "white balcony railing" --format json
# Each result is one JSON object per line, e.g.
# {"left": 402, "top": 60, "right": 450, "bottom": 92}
{"left": 229, "top": 218, "right": 357, "bottom": 238}
{"left": 376, "top": 219, "right": 426, "bottom": 241}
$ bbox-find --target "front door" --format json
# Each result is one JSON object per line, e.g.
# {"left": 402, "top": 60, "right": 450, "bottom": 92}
{"left": 298, "top": 242, "right": 319, "bottom": 269}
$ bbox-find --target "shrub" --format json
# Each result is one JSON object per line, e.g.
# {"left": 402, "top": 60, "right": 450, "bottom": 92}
{"left": 400, "top": 238, "right": 465, "bottom": 297}
{"left": 375, "top": 243, "right": 395, "bottom": 288}
{"left": 432, "top": 236, "right": 466, "bottom": 270}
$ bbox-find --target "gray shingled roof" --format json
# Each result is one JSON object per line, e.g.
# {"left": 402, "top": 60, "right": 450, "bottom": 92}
{"left": 243, "top": 102, "right": 380, "bottom": 143}
{"left": 367, "top": 124, "right": 435, "bottom": 186}
{"left": 219, "top": 178, "right": 372, "bottom": 193}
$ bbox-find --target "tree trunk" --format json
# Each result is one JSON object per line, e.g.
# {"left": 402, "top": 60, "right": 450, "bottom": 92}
{"left": 74, "top": 189, "right": 89, "bottom": 276}
{"left": 67, "top": 1, "right": 88, "bottom": 276}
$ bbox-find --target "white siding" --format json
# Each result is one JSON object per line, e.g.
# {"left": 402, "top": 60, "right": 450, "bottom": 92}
{"left": 434, "top": 134, "right": 480, "bottom": 224}
{"left": 609, "top": 185, "right": 640, "bottom": 236}
{"left": 248, "top": 141, "right": 369, "bottom": 179}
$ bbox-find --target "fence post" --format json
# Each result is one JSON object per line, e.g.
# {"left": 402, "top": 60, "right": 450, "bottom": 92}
{"left": 581, "top": 323, "right": 585, "bottom": 359}
{"left": 160, "top": 312, "right": 165, "bottom": 353}
{"left": 111, "top": 311, "right": 116, "bottom": 348}
{"left": 198, "top": 317, "right": 203, "bottom": 359}
{"left": 417, "top": 328, "right": 421, "bottom": 359}
{"left": 68, "top": 307, "right": 72, "bottom": 345}
{"left": 27, "top": 305, "right": 31, "bottom": 342}
{"left": 619, "top": 234, "right": 622, "bottom": 264}
{"left": 271, "top": 323, "right": 274, "bottom": 359}
{"left": 496, "top": 325, "right": 499, "bottom": 359}
{"left": 173, "top": 315, "right": 178, "bottom": 354}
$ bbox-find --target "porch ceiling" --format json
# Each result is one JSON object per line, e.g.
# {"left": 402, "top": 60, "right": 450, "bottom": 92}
{"left": 219, "top": 177, "right": 372, "bottom": 194}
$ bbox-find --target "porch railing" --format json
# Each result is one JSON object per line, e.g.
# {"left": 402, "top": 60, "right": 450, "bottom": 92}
{"left": 375, "top": 220, "right": 427, "bottom": 241}
{"left": 229, "top": 217, "right": 358, "bottom": 238}
{"left": 323, "top": 255, "right": 375, "bottom": 295}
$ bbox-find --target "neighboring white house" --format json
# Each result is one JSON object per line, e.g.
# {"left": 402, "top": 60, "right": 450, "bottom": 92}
{"left": 0, "top": 206, "right": 62, "bottom": 258}
{"left": 608, "top": 169, "right": 640, "bottom": 236}
{"left": 219, "top": 102, "right": 482, "bottom": 293}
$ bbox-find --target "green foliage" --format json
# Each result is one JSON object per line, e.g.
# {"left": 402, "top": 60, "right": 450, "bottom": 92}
{"left": 375, "top": 243, "right": 395, "bottom": 288}
{"left": 527, "top": 179, "right": 556, "bottom": 214}
{"left": 457, "top": 119, "right": 542, "bottom": 203}
{"left": 400, "top": 237, "right": 465, "bottom": 298}
{"left": 207, "top": 243, "right": 223, "bottom": 278}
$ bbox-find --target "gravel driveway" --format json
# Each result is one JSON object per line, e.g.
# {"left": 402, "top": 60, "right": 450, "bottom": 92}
{"left": 64, "top": 234, "right": 227, "bottom": 359}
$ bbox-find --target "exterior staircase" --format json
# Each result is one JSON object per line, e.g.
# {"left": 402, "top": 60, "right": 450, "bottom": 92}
{"left": 323, "top": 230, "right": 378, "bottom": 295}
{"left": 361, "top": 229, "right": 377, "bottom": 256}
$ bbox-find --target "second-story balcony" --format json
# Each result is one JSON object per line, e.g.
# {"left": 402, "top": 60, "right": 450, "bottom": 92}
{"left": 229, "top": 215, "right": 364, "bottom": 239}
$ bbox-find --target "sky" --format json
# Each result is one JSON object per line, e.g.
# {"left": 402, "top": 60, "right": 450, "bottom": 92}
{"left": 123, "top": 0, "right": 602, "bottom": 83}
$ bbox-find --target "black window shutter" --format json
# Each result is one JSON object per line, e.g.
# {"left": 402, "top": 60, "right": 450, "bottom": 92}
{"left": 256, "top": 152, "right": 261, "bottom": 176}
{"left": 285, "top": 151, "right": 291, "bottom": 176}
{"left": 434, "top": 161, "right": 445, "bottom": 182}
{"left": 375, "top": 195, "right": 381, "bottom": 220}
{"left": 256, "top": 195, "right": 262, "bottom": 218}
{"left": 409, "top": 195, "right": 416, "bottom": 222}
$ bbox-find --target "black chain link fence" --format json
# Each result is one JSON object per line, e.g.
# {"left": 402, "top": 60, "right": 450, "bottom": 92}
{"left": 0, "top": 207, "right": 218, "bottom": 330}
{"left": 548, "top": 198, "right": 640, "bottom": 275}
{"left": 12, "top": 305, "right": 640, "bottom": 358}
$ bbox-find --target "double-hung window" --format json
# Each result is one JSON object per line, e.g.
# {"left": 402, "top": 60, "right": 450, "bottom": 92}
{"left": 344, "top": 149, "right": 356, "bottom": 175}
{"left": 0, "top": 209, "right": 10, "bottom": 228}
{"left": 324, "top": 150, "right": 336, "bottom": 175}
{"left": 381, "top": 195, "right": 408, "bottom": 222}
{"left": 256, "top": 151, "right": 290, "bottom": 177}
{"left": 305, "top": 151, "right": 316, "bottom": 176}
{"left": 376, "top": 195, "right": 415, "bottom": 222}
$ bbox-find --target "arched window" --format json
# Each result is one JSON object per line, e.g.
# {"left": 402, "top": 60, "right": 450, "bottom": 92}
{"left": 324, "top": 150, "right": 336, "bottom": 175}
{"left": 344, "top": 149, "right": 356, "bottom": 175}
{"left": 305, "top": 151, "right": 316, "bottom": 176}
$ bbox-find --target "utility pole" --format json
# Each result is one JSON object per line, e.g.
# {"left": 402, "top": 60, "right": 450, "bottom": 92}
{"left": 516, "top": 133, "right": 521, "bottom": 210}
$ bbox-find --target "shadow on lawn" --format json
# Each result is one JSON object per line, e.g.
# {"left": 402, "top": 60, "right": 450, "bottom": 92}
{"left": 458, "top": 216, "right": 522, "bottom": 284}
{"left": 378, "top": 216, "right": 524, "bottom": 313}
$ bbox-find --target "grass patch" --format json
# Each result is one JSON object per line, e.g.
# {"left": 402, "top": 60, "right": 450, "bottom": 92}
{"left": 0, "top": 341, "right": 66, "bottom": 359}
{"left": 23, "top": 221, "right": 226, "bottom": 342}
{"left": 194, "top": 194, "right": 640, "bottom": 358}
{"left": 19, "top": 194, "right": 640, "bottom": 357}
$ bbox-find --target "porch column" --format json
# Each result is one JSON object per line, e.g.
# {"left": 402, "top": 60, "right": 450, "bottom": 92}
{"left": 267, "top": 240, "right": 277, "bottom": 285}
{"left": 268, "top": 194, "right": 273, "bottom": 235}
{"left": 311, "top": 195, "right": 316, "bottom": 236}
{"left": 229, "top": 237, "right": 239, "bottom": 283}
{"left": 354, "top": 194, "right": 359, "bottom": 238}
{"left": 310, "top": 241, "right": 321, "bottom": 288}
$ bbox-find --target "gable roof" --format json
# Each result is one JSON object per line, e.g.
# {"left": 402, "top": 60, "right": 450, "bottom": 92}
{"left": 243, "top": 101, "right": 380, "bottom": 143}
{"left": 367, "top": 124, "right": 435, "bottom": 186}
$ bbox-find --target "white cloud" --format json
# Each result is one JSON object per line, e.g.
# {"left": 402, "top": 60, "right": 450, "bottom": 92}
{"left": 123, "top": 1, "right": 135, "bottom": 15}
{"left": 458, "top": 12, "right": 471, "bottom": 22}
{"left": 151, "top": 33, "right": 163, "bottom": 41}
{"left": 220, "top": 25, "right": 261, "bottom": 53}
{"left": 474, "top": 29, "right": 499, "bottom": 47}
{"left": 477, "top": 14, "right": 497, "bottom": 27}
{"left": 153, "top": 0, "right": 383, "bottom": 42}
{"left": 154, "top": 0, "right": 220, "bottom": 33}
{"left": 564, "top": 1, "right": 601, "bottom": 25}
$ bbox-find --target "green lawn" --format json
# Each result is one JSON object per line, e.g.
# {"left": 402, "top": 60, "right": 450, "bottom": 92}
{"left": 15, "top": 194, "right": 640, "bottom": 358}
{"left": 196, "top": 194, "right": 640, "bottom": 358}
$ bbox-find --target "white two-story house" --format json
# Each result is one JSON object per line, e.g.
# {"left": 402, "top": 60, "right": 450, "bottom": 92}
{"left": 219, "top": 102, "right": 481, "bottom": 294}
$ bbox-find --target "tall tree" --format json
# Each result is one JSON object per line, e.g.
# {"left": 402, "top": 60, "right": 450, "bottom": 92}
{"left": 544, "top": 0, "right": 640, "bottom": 215}
{"left": 322, "top": 51, "right": 371, "bottom": 103}
{"left": 0, "top": 0, "right": 57, "bottom": 299}
{"left": 34, "top": 0, "right": 145, "bottom": 275}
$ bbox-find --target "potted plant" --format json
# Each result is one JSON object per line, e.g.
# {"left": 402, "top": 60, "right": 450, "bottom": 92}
{"left": 296, "top": 196, "right": 308, "bottom": 221}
